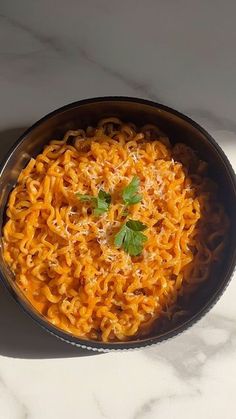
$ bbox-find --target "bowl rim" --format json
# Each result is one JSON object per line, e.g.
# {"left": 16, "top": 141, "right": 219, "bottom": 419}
{"left": 1, "top": 95, "right": 236, "bottom": 352}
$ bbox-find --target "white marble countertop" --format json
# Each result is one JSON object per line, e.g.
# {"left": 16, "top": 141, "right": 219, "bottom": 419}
{"left": 0, "top": 1, "right": 236, "bottom": 418}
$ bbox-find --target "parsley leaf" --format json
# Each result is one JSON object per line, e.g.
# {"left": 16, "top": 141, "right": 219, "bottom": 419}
{"left": 114, "top": 219, "right": 147, "bottom": 256}
{"left": 122, "top": 176, "right": 142, "bottom": 206}
{"left": 121, "top": 208, "right": 129, "bottom": 217}
{"left": 94, "top": 189, "right": 111, "bottom": 215}
{"left": 76, "top": 194, "right": 96, "bottom": 203}
{"left": 114, "top": 224, "right": 127, "bottom": 248}
{"left": 76, "top": 189, "right": 111, "bottom": 215}
{"left": 126, "top": 220, "right": 147, "bottom": 231}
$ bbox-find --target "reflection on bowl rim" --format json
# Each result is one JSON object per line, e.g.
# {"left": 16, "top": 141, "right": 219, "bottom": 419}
{"left": 0, "top": 96, "right": 236, "bottom": 352}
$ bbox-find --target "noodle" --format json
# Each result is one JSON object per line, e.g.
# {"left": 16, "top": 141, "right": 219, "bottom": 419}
{"left": 2, "top": 118, "right": 229, "bottom": 342}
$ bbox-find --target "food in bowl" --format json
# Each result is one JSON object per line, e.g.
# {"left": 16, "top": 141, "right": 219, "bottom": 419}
{"left": 2, "top": 117, "right": 229, "bottom": 342}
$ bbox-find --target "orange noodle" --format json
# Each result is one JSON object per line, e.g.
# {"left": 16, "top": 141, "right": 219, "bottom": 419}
{"left": 2, "top": 118, "right": 229, "bottom": 342}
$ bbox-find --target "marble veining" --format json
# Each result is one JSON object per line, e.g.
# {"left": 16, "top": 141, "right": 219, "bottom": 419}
{"left": 145, "top": 313, "right": 236, "bottom": 378}
{"left": 0, "top": 0, "right": 236, "bottom": 418}
{"left": 0, "top": 373, "right": 29, "bottom": 418}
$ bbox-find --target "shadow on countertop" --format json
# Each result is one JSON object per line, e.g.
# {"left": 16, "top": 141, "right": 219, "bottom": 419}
{"left": 0, "top": 127, "right": 27, "bottom": 163}
{"left": 0, "top": 127, "right": 98, "bottom": 358}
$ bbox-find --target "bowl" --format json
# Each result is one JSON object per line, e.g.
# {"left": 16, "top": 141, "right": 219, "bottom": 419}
{"left": 0, "top": 97, "right": 236, "bottom": 352}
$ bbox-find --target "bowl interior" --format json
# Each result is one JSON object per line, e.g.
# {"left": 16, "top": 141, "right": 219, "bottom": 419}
{"left": 0, "top": 98, "right": 236, "bottom": 350}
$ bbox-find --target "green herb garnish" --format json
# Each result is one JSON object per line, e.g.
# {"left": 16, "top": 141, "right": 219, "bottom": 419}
{"left": 94, "top": 189, "right": 112, "bottom": 215}
{"left": 121, "top": 208, "right": 129, "bottom": 217}
{"left": 114, "top": 219, "right": 147, "bottom": 256}
{"left": 122, "top": 176, "right": 142, "bottom": 206}
{"left": 76, "top": 189, "right": 111, "bottom": 215}
{"left": 78, "top": 194, "right": 96, "bottom": 202}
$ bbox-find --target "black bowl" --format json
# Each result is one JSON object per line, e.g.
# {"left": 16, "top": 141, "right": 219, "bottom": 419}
{"left": 0, "top": 97, "right": 235, "bottom": 352}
